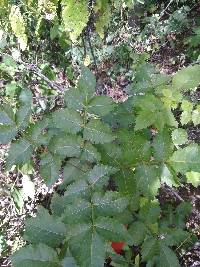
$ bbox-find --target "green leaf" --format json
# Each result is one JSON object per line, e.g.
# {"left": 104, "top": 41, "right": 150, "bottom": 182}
{"left": 0, "top": 125, "right": 17, "bottom": 145}
{"left": 69, "top": 223, "right": 91, "bottom": 238}
{"left": 162, "top": 227, "right": 190, "bottom": 247}
{"left": 153, "top": 130, "right": 174, "bottom": 161}
{"left": 169, "top": 144, "right": 200, "bottom": 174}
{"left": 116, "top": 130, "right": 151, "bottom": 165}
{"left": 180, "top": 100, "right": 193, "bottom": 125}
{"left": 186, "top": 171, "right": 200, "bottom": 187}
{"left": 158, "top": 245, "right": 180, "bottom": 267}
{"left": 160, "top": 164, "right": 177, "bottom": 187}
{"left": 135, "top": 109, "right": 155, "bottom": 130}
{"left": 26, "top": 117, "right": 50, "bottom": 146}
{"left": 70, "top": 230, "right": 105, "bottom": 267}
{"left": 95, "top": 217, "right": 130, "bottom": 242}
{"left": 192, "top": 106, "right": 200, "bottom": 126}
{"left": 139, "top": 199, "right": 161, "bottom": 224}
{"left": 51, "top": 193, "right": 70, "bottom": 217}
{"left": 135, "top": 165, "right": 160, "bottom": 197}
{"left": 62, "top": 198, "right": 91, "bottom": 224}
{"left": 11, "top": 243, "right": 60, "bottom": 267}
{"left": 77, "top": 66, "right": 96, "bottom": 97}
{"left": 64, "top": 180, "right": 89, "bottom": 200}
{"left": 0, "top": 104, "right": 17, "bottom": 144}
{"left": 62, "top": 0, "right": 89, "bottom": 42}
{"left": 49, "top": 134, "right": 82, "bottom": 158}
{"left": 11, "top": 187, "right": 24, "bottom": 214}
{"left": 87, "top": 96, "right": 114, "bottom": 116}
{"left": 181, "top": 100, "right": 193, "bottom": 111}
{"left": 0, "top": 54, "right": 17, "bottom": 76}
{"left": 40, "top": 152, "right": 62, "bottom": 186}
{"left": 98, "top": 142, "right": 122, "bottom": 167}
{"left": 83, "top": 119, "right": 115, "bottom": 144}
{"left": 94, "top": 0, "right": 111, "bottom": 38}
{"left": 103, "top": 99, "right": 135, "bottom": 128}
{"left": 180, "top": 111, "right": 192, "bottom": 125}
{"left": 172, "top": 65, "right": 200, "bottom": 91}
{"left": 87, "top": 164, "right": 116, "bottom": 187}
{"left": 128, "top": 222, "right": 147, "bottom": 245}
{"left": 135, "top": 95, "right": 177, "bottom": 131}
{"left": 62, "top": 256, "right": 78, "bottom": 267}
{"left": 0, "top": 104, "right": 15, "bottom": 125}
{"left": 24, "top": 207, "right": 67, "bottom": 247}
{"left": 62, "top": 159, "right": 90, "bottom": 187}
{"left": 6, "top": 139, "right": 34, "bottom": 170}
{"left": 16, "top": 89, "right": 33, "bottom": 131}
{"left": 141, "top": 237, "right": 159, "bottom": 261}
{"left": 175, "top": 202, "right": 192, "bottom": 228}
{"left": 9, "top": 5, "right": 27, "bottom": 50}
{"left": 93, "top": 191, "right": 129, "bottom": 216}
{"left": 52, "top": 108, "right": 83, "bottom": 134}
{"left": 171, "top": 129, "right": 188, "bottom": 145}
{"left": 64, "top": 87, "right": 85, "bottom": 111}
{"left": 114, "top": 169, "right": 137, "bottom": 195}
{"left": 81, "top": 142, "right": 101, "bottom": 162}
{"left": 5, "top": 81, "right": 18, "bottom": 98}
{"left": 81, "top": 231, "right": 105, "bottom": 267}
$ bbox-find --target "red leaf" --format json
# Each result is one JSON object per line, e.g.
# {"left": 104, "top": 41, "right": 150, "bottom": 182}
{"left": 111, "top": 242, "right": 125, "bottom": 254}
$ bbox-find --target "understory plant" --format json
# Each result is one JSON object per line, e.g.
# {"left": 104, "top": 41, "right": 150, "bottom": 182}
{"left": 1, "top": 1, "right": 200, "bottom": 266}
{"left": 1, "top": 62, "right": 200, "bottom": 266}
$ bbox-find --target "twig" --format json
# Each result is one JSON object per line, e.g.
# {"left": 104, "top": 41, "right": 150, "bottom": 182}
{"left": 163, "top": 184, "right": 184, "bottom": 202}
{"left": 82, "top": 33, "right": 87, "bottom": 58}
{"left": 159, "top": 0, "right": 174, "bottom": 20}
{"left": 162, "top": 184, "right": 200, "bottom": 221}
{"left": 0, "top": 52, "right": 66, "bottom": 92}
{"left": 25, "top": 63, "right": 65, "bottom": 92}
{"left": 87, "top": 28, "right": 98, "bottom": 75}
